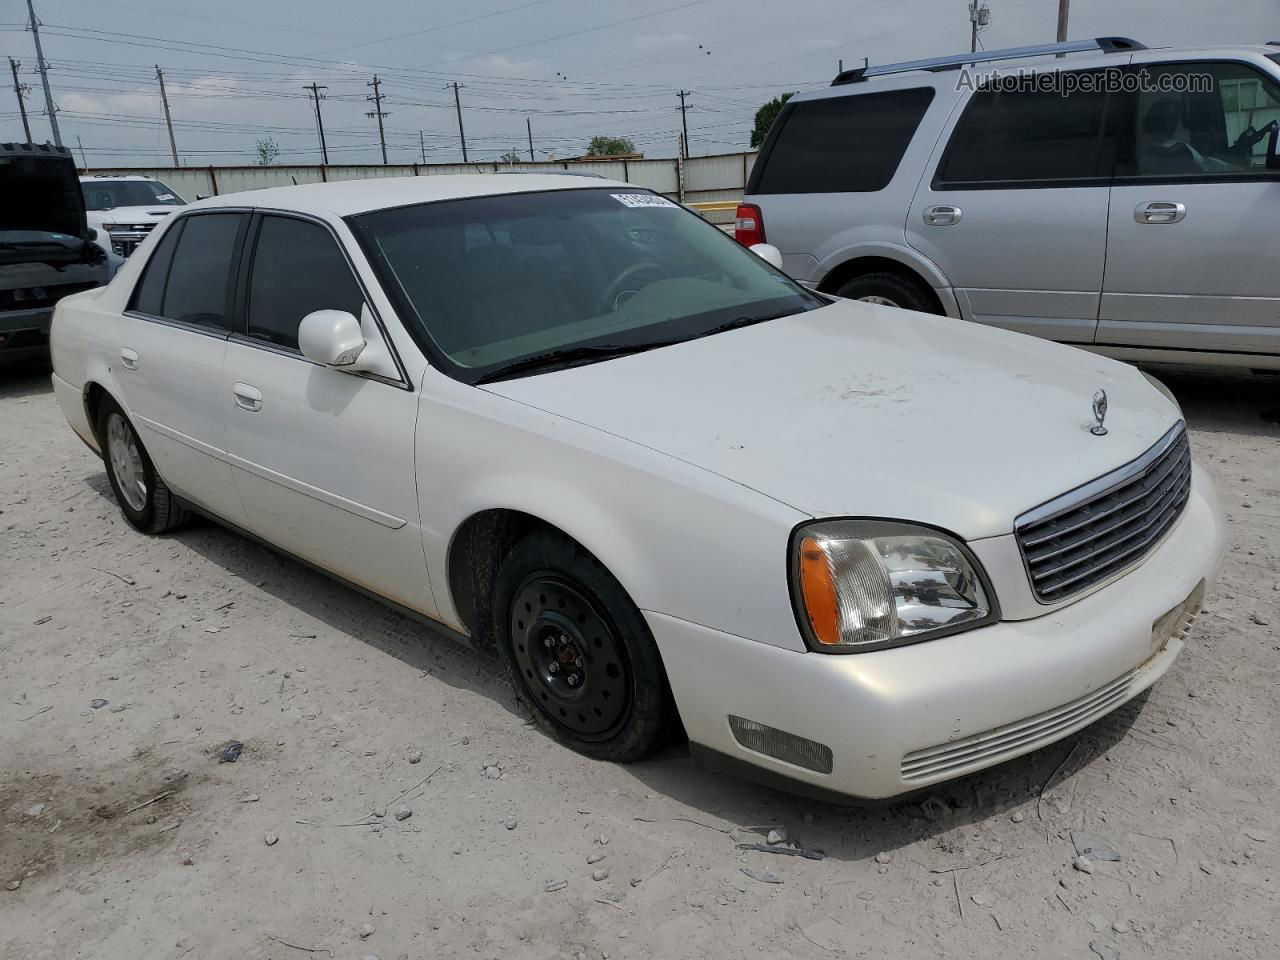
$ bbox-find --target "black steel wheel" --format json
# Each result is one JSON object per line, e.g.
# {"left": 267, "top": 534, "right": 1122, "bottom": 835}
{"left": 493, "top": 531, "right": 675, "bottom": 762}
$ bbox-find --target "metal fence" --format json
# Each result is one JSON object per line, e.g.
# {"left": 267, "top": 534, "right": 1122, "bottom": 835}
{"left": 83, "top": 152, "right": 757, "bottom": 225}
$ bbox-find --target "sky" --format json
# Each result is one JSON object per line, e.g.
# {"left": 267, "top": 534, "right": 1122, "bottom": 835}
{"left": 1, "top": 0, "right": 1275, "bottom": 167}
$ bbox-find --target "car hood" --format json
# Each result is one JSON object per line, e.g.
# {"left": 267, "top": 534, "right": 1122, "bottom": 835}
{"left": 482, "top": 300, "right": 1181, "bottom": 541}
{"left": 88, "top": 206, "right": 179, "bottom": 224}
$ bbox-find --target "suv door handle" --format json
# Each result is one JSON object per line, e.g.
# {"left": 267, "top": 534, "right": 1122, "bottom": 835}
{"left": 232, "top": 382, "right": 263, "bottom": 412}
{"left": 923, "top": 205, "right": 962, "bottom": 226}
{"left": 1134, "top": 201, "right": 1186, "bottom": 224}
{"left": 119, "top": 348, "right": 139, "bottom": 370}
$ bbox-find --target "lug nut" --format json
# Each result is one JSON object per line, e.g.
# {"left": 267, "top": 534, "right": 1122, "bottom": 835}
{"left": 574, "top": 657, "right": 584, "bottom": 668}
{"left": 548, "top": 662, "right": 559, "bottom": 674}
{"left": 567, "top": 674, "right": 579, "bottom": 687}
{"left": 544, "top": 636, "right": 554, "bottom": 648}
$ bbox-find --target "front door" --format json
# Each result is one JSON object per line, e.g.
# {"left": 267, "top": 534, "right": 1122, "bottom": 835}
{"left": 116, "top": 211, "right": 248, "bottom": 526}
{"left": 907, "top": 68, "right": 1120, "bottom": 343}
{"left": 220, "top": 213, "right": 435, "bottom": 615}
{"left": 1100, "top": 58, "right": 1280, "bottom": 357}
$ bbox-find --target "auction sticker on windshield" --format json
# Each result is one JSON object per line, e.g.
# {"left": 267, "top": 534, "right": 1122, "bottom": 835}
{"left": 611, "top": 193, "right": 678, "bottom": 208}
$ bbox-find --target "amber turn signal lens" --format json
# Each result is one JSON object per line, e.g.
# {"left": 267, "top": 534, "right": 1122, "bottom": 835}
{"left": 798, "top": 536, "right": 841, "bottom": 646}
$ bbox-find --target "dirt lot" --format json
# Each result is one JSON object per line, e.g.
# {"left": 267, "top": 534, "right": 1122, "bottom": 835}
{"left": 1, "top": 360, "right": 1277, "bottom": 960}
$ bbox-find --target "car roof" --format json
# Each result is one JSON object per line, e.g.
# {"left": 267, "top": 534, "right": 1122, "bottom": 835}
{"left": 793, "top": 42, "right": 1280, "bottom": 103}
{"left": 190, "top": 173, "right": 631, "bottom": 218}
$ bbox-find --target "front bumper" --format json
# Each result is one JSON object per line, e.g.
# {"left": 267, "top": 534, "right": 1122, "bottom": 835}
{"left": 648, "top": 469, "right": 1224, "bottom": 800}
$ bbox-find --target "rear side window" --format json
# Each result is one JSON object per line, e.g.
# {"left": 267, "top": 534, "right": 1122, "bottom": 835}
{"left": 752, "top": 87, "right": 935, "bottom": 194}
{"left": 139, "top": 213, "right": 243, "bottom": 329}
{"left": 938, "top": 72, "right": 1114, "bottom": 186}
{"left": 244, "top": 216, "right": 366, "bottom": 351}
{"left": 130, "top": 220, "right": 183, "bottom": 316}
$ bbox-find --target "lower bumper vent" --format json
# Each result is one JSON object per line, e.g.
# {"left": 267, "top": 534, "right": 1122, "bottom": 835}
{"left": 729, "top": 715, "right": 834, "bottom": 774}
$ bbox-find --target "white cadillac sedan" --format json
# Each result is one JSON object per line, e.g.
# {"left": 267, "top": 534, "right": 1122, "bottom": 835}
{"left": 51, "top": 175, "right": 1224, "bottom": 801}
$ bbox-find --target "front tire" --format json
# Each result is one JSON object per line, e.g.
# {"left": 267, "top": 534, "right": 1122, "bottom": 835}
{"left": 97, "top": 398, "right": 186, "bottom": 535}
{"left": 493, "top": 531, "right": 674, "bottom": 762}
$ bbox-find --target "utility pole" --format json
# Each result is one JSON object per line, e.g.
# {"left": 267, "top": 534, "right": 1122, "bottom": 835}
{"left": 155, "top": 66, "right": 179, "bottom": 165}
{"left": 8, "top": 58, "right": 31, "bottom": 142}
{"left": 304, "top": 82, "right": 329, "bottom": 164}
{"left": 526, "top": 117, "right": 534, "bottom": 162}
{"left": 419, "top": 129, "right": 427, "bottom": 164}
{"left": 968, "top": 2, "right": 990, "bottom": 54}
{"left": 366, "top": 74, "right": 390, "bottom": 164}
{"left": 76, "top": 133, "right": 87, "bottom": 168}
{"left": 1055, "top": 0, "right": 1069, "bottom": 42}
{"left": 677, "top": 89, "right": 690, "bottom": 159}
{"left": 25, "top": 0, "right": 61, "bottom": 146}
{"left": 451, "top": 81, "right": 468, "bottom": 163}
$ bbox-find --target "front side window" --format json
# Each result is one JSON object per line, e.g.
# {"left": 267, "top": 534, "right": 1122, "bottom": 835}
{"left": 348, "top": 188, "right": 823, "bottom": 383}
{"left": 938, "top": 70, "right": 1114, "bottom": 186}
{"left": 147, "top": 213, "right": 243, "bottom": 330}
{"left": 1121, "top": 61, "right": 1280, "bottom": 178}
{"left": 751, "top": 87, "right": 935, "bottom": 194}
{"left": 245, "top": 216, "right": 366, "bottom": 351}
{"left": 82, "top": 179, "right": 185, "bottom": 210}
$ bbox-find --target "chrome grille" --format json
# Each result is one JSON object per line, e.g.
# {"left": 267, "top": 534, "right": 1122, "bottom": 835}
{"left": 1016, "top": 424, "right": 1191, "bottom": 603}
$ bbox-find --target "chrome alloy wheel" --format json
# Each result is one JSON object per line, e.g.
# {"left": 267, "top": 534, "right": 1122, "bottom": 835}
{"left": 106, "top": 412, "right": 147, "bottom": 512}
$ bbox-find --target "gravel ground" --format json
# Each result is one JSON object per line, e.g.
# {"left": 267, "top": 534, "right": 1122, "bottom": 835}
{"left": 2, "top": 360, "right": 1277, "bottom": 960}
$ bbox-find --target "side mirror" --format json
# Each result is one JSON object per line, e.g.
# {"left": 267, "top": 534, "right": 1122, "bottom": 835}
{"left": 749, "top": 242, "right": 784, "bottom": 270}
{"left": 299, "top": 310, "right": 366, "bottom": 368}
{"left": 1268, "top": 123, "right": 1280, "bottom": 172}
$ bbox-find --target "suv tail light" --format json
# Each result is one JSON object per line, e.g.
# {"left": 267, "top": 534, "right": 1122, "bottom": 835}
{"left": 734, "top": 203, "right": 765, "bottom": 247}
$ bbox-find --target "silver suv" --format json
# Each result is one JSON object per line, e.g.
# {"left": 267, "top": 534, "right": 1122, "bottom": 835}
{"left": 739, "top": 37, "right": 1280, "bottom": 370}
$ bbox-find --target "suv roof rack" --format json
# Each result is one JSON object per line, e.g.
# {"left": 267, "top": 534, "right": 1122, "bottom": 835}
{"left": 832, "top": 36, "right": 1146, "bottom": 85}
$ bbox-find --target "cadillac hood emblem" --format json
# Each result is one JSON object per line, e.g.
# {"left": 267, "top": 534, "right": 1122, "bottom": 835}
{"left": 1091, "top": 389, "right": 1109, "bottom": 436}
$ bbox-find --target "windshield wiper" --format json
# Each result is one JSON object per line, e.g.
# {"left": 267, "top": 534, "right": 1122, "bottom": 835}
{"left": 475, "top": 342, "right": 661, "bottom": 383}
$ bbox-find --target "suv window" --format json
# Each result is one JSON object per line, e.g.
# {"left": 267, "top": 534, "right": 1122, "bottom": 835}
{"left": 245, "top": 216, "right": 366, "bottom": 351}
{"left": 1120, "top": 61, "right": 1280, "bottom": 178}
{"left": 139, "top": 213, "right": 243, "bottom": 329}
{"left": 751, "top": 87, "right": 935, "bottom": 194}
{"left": 938, "top": 71, "right": 1114, "bottom": 186}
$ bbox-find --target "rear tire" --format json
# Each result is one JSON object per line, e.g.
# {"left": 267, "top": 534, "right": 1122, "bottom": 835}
{"left": 834, "top": 271, "right": 940, "bottom": 313}
{"left": 97, "top": 398, "right": 186, "bottom": 535}
{"left": 493, "top": 530, "right": 674, "bottom": 762}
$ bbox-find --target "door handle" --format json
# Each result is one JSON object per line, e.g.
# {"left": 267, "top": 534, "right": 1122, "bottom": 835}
{"left": 923, "top": 205, "right": 962, "bottom": 226}
{"left": 232, "top": 382, "right": 263, "bottom": 412}
{"left": 119, "top": 348, "right": 139, "bottom": 371}
{"left": 1134, "top": 201, "right": 1186, "bottom": 224}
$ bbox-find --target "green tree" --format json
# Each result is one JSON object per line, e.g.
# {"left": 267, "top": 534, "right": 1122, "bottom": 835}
{"left": 255, "top": 136, "right": 281, "bottom": 166}
{"left": 499, "top": 148, "right": 524, "bottom": 163}
{"left": 750, "top": 93, "right": 794, "bottom": 149}
{"left": 585, "top": 135, "right": 636, "bottom": 157}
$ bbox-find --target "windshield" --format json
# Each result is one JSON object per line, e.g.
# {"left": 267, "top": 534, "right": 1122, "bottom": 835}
{"left": 82, "top": 180, "right": 185, "bottom": 210}
{"left": 347, "top": 187, "right": 822, "bottom": 383}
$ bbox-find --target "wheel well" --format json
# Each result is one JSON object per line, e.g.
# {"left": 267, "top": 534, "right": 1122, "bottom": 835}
{"left": 817, "top": 256, "right": 943, "bottom": 312}
{"left": 447, "top": 510, "right": 566, "bottom": 649}
{"left": 84, "top": 382, "right": 110, "bottom": 445}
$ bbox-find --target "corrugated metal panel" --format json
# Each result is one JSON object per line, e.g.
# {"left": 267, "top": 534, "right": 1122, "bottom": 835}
{"left": 684, "top": 153, "right": 748, "bottom": 192}
{"left": 322, "top": 165, "right": 416, "bottom": 182}
{"left": 212, "top": 166, "right": 328, "bottom": 196}
{"left": 622, "top": 159, "right": 679, "bottom": 194}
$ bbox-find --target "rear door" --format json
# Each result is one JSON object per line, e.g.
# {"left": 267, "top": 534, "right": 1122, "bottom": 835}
{"left": 1100, "top": 57, "right": 1280, "bottom": 356}
{"left": 906, "top": 68, "right": 1121, "bottom": 342}
{"left": 118, "top": 211, "right": 248, "bottom": 526}
{"left": 220, "top": 212, "right": 435, "bottom": 615}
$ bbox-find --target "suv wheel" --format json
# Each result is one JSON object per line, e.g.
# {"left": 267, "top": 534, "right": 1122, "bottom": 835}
{"left": 493, "top": 530, "right": 674, "bottom": 763}
{"left": 98, "top": 398, "right": 186, "bottom": 534}
{"left": 835, "top": 271, "right": 940, "bottom": 313}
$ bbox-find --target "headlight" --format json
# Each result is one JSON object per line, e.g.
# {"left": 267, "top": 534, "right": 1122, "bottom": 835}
{"left": 1141, "top": 370, "right": 1182, "bottom": 415}
{"left": 790, "top": 519, "right": 996, "bottom": 653}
